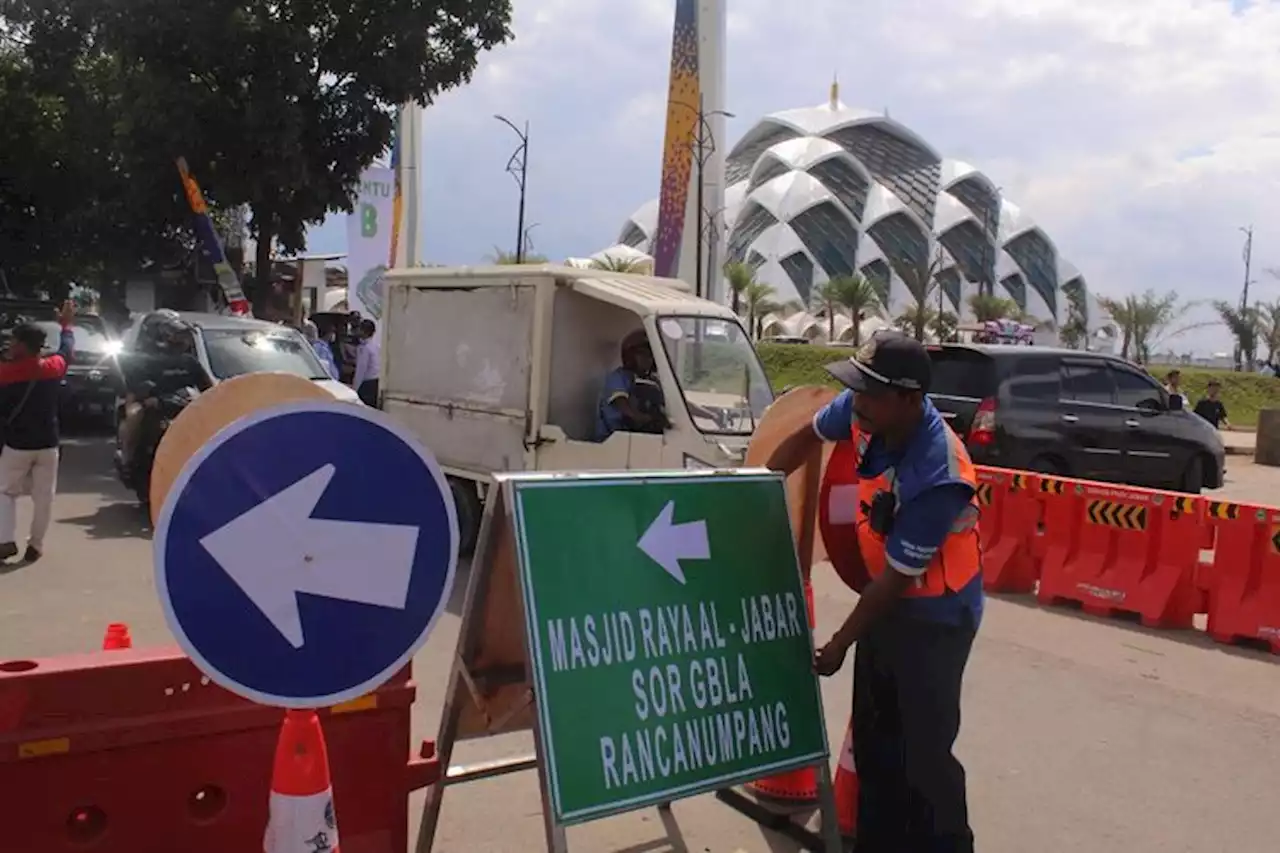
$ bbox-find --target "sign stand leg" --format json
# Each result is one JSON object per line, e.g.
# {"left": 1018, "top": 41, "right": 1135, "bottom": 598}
{"left": 531, "top": 697, "right": 570, "bottom": 853}
{"left": 815, "top": 762, "right": 843, "bottom": 852}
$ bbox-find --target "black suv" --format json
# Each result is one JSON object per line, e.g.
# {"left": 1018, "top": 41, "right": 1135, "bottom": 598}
{"left": 927, "top": 345, "right": 1226, "bottom": 493}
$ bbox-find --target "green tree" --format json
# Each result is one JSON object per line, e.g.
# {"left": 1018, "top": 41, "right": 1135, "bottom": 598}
{"left": 827, "top": 274, "right": 881, "bottom": 346}
{"left": 724, "top": 261, "right": 756, "bottom": 318}
{"left": 487, "top": 247, "right": 549, "bottom": 265}
{"left": 1097, "top": 290, "right": 1198, "bottom": 363}
{"left": 589, "top": 253, "right": 650, "bottom": 273}
{"left": 10, "top": 0, "right": 512, "bottom": 294}
{"left": 1212, "top": 300, "right": 1261, "bottom": 371}
{"left": 742, "top": 280, "right": 778, "bottom": 340}
{"left": 1258, "top": 299, "right": 1280, "bottom": 364}
{"left": 888, "top": 251, "right": 945, "bottom": 341}
{"left": 968, "top": 293, "right": 1021, "bottom": 323}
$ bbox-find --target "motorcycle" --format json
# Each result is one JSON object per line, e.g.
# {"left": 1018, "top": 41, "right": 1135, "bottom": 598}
{"left": 114, "top": 385, "right": 201, "bottom": 507}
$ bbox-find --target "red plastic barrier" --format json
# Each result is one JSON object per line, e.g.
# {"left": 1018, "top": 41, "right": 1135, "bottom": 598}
{"left": 1202, "top": 500, "right": 1280, "bottom": 653}
{"left": 1036, "top": 481, "right": 1201, "bottom": 628}
{"left": 818, "top": 440, "right": 867, "bottom": 593}
{"left": 0, "top": 646, "right": 439, "bottom": 853}
{"left": 976, "top": 468, "right": 1042, "bottom": 593}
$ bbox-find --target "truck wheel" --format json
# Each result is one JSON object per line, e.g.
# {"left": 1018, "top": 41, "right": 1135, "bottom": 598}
{"left": 449, "top": 477, "right": 483, "bottom": 558}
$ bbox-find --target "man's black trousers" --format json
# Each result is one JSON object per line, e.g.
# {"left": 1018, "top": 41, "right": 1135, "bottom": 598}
{"left": 853, "top": 613, "right": 977, "bottom": 853}
{"left": 357, "top": 379, "right": 380, "bottom": 408}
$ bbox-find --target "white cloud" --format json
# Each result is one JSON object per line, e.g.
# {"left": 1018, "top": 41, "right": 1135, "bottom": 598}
{"left": 308, "top": 0, "right": 1280, "bottom": 353}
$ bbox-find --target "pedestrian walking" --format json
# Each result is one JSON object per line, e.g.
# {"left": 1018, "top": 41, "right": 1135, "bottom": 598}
{"left": 0, "top": 300, "right": 77, "bottom": 563}
{"left": 352, "top": 318, "right": 380, "bottom": 407}
{"left": 766, "top": 331, "right": 981, "bottom": 853}
{"left": 302, "top": 319, "right": 339, "bottom": 380}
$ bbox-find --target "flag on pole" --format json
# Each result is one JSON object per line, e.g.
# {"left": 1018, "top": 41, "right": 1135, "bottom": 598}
{"left": 175, "top": 158, "right": 251, "bottom": 316}
{"left": 388, "top": 110, "right": 404, "bottom": 269}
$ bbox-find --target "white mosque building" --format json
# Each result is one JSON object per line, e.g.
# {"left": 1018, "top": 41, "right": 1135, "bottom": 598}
{"left": 597, "top": 86, "right": 1116, "bottom": 347}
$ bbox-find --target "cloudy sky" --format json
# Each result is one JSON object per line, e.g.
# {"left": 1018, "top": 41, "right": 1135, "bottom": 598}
{"left": 307, "top": 0, "right": 1280, "bottom": 355}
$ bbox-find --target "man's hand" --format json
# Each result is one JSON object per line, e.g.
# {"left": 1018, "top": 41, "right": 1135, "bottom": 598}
{"left": 813, "top": 637, "right": 850, "bottom": 677}
{"left": 57, "top": 299, "right": 76, "bottom": 325}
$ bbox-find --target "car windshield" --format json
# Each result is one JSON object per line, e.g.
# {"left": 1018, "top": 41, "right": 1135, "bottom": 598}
{"left": 655, "top": 316, "right": 773, "bottom": 435}
{"left": 35, "top": 321, "right": 116, "bottom": 363}
{"left": 201, "top": 328, "right": 330, "bottom": 381}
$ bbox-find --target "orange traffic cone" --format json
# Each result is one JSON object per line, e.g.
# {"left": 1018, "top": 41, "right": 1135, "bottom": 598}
{"left": 834, "top": 716, "right": 858, "bottom": 837}
{"left": 264, "top": 710, "right": 340, "bottom": 853}
{"left": 748, "top": 578, "right": 819, "bottom": 804}
{"left": 102, "top": 623, "right": 132, "bottom": 650}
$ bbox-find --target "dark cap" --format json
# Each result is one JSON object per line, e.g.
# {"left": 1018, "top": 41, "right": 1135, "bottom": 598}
{"left": 826, "top": 332, "right": 932, "bottom": 393}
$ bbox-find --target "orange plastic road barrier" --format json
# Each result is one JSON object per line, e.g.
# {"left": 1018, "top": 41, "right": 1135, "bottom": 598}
{"left": 747, "top": 577, "right": 819, "bottom": 805}
{"left": 818, "top": 440, "right": 867, "bottom": 593}
{"left": 265, "top": 710, "right": 339, "bottom": 853}
{"left": 0, "top": 646, "right": 437, "bottom": 853}
{"left": 1036, "top": 481, "right": 1202, "bottom": 628}
{"left": 832, "top": 717, "right": 858, "bottom": 838}
{"left": 1201, "top": 499, "right": 1280, "bottom": 653}
{"left": 975, "top": 468, "right": 1041, "bottom": 593}
{"left": 101, "top": 622, "right": 132, "bottom": 651}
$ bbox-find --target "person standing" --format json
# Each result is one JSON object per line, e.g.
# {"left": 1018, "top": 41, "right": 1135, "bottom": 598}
{"left": 0, "top": 300, "right": 77, "bottom": 562}
{"left": 1193, "top": 380, "right": 1230, "bottom": 430}
{"left": 302, "top": 319, "right": 339, "bottom": 380}
{"left": 766, "top": 332, "right": 981, "bottom": 853}
{"left": 352, "top": 318, "right": 380, "bottom": 407}
{"left": 1163, "top": 369, "right": 1186, "bottom": 411}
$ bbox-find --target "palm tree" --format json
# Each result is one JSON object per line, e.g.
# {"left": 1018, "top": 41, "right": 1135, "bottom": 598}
{"left": 893, "top": 304, "right": 936, "bottom": 339}
{"left": 931, "top": 309, "right": 959, "bottom": 343}
{"left": 1097, "top": 290, "right": 1197, "bottom": 363}
{"left": 809, "top": 279, "right": 842, "bottom": 342}
{"left": 829, "top": 274, "right": 882, "bottom": 346}
{"left": 724, "top": 261, "right": 756, "bottom": 317}
{"left": 967, "top": 293, "right": 1020, "bottom": 323}
{"left": 887, "top": 251, "right": 945, "bottom": 341}
{"left": 742, "top": 281, "right": 778, "bottom": 340}
{"left": 589, "top": 253, "right": 650, "bottom": 273}
{"left": 1259, "top": 299, "right": 1280, "bottom": 364}
{"left": 1213, "top": 300, "right": 1261, "bottom": 371}
{"left": 487, "top": 246, "right": 549, "bottom": 265}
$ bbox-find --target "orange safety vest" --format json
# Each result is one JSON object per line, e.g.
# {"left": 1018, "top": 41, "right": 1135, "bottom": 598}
{"left": 848, "top": 422, "right": 982, "bottom": 597}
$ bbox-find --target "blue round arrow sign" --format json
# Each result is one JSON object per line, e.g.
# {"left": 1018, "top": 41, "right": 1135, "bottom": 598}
{"left": 154, "top": 400, "right": 459, "bottom": 708}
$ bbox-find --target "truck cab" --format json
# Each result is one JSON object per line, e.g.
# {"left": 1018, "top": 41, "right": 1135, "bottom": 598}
{"left": 379, "top": 265, "right": 774, "bottom": 552}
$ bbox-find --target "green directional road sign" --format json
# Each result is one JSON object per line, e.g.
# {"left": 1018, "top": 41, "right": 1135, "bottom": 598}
{"left": 509, "top": 470, "right": 830, "bottom": 826}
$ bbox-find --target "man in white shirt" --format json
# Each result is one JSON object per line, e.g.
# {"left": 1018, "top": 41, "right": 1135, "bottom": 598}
{"left": 352, "top": 318, "right": 381, "bottom": 407}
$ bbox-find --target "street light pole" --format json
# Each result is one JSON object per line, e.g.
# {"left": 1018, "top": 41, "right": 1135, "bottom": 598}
{"left": 1240, "top": 225, "right": 1254, "bottom": 313}
{"left": 686, "top": 97, "right": 734, "bottom": 300}
{"left": 495, "top": 115, "right": 529, "bottom": 263}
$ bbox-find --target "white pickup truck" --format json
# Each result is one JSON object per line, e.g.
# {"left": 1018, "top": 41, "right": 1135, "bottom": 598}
{"left": 378, "top": 264, "right": 774, "bottom": 553}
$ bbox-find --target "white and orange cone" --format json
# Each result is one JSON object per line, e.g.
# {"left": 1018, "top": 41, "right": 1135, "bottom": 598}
{"left": 834, "top": 716, "right": 858, "bottom": 838}
{"left": 264, "top": 710, "right": 340, "bottom": 853}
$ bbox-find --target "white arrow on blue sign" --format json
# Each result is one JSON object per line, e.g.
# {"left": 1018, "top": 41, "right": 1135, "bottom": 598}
{"left": 154, "top": 399, "right": 459, "bottom": 708}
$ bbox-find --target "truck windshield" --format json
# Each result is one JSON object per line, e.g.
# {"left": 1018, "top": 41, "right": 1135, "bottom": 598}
{"left": 202, "top": 328, "right": 330, "bottom": 381}
{"left": 655, "top": 316, "right": 773, "bottom": 435}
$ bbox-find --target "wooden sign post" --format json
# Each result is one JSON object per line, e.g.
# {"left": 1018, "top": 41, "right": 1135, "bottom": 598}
{"left": 415, "top": 469, "right": 842, "bottom": 852}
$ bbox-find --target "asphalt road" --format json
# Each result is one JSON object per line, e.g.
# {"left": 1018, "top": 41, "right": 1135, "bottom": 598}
{"left": 2, "top": 436, "right": 1279, "bottom": 852}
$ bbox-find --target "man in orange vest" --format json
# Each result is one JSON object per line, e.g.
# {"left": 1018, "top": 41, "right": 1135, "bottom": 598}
{"left": 767, "top": 331, "right": 981, "bottom": 853}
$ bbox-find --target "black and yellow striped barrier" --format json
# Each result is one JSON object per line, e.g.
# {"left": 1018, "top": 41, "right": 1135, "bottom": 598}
{"left": 1271, "top": 527, "right": 1280, "bottom": 555}
{"left": 1011, "top": 473, "right": 1028, "bottom": 492}
{"left": 1172, "top": 496, "right": 1198, "bottom": 516}
{"left": 1206, "top": 501, "right": 1240, "bottom": 521}
{"left": 1086, "top": 500, "right": 1148, "bottom": 531}
{"left": 976, "top": 483, "right": 993, "bottom": 505}
{"left": 1039, "top": 478, "right": 1066, "bottom": 496}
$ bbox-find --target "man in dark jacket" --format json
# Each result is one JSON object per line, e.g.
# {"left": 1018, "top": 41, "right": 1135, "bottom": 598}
{"left": 0, "top": 300, "right": 76, "bottom": 562}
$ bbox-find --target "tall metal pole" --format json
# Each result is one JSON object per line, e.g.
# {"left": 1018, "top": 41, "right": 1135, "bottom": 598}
{"left": 495, "top": 115, "right": 529, "bottom": 263}
{"left": 516, "top": 121, "right": 528, "bottom": 263}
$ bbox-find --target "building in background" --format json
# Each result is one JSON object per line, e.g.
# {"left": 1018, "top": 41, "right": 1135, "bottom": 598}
{"left": 611, "top": 86, "right": 1115, "bottom": 343}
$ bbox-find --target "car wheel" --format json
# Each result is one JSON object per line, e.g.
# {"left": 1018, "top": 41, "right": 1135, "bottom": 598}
{"left": 1028, "top": 454, "right": 1067, "bottom": 476}
{"left": 1179, "top": 455, "right": 1204, "bottom": 495}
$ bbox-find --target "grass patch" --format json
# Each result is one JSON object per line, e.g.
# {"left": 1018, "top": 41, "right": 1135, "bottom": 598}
{"left": 757, "top": 343, "right": 1280, "bottom": 428}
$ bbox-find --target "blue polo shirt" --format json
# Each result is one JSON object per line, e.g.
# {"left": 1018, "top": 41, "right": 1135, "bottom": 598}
{"left": 814, "top": 390, "right": 984, "bottom": 628}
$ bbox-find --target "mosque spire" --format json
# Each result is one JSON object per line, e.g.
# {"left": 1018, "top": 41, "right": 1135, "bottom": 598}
{"left": 829, "top": 75, "right": 840, "bottom": 109}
